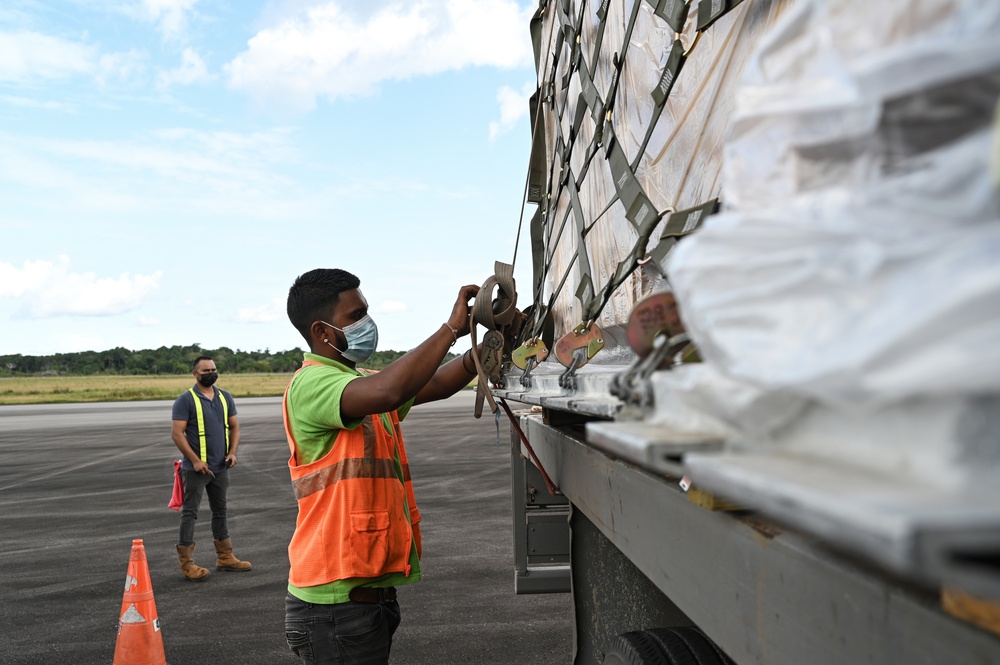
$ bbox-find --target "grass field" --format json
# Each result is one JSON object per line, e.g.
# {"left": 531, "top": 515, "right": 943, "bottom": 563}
{"left": 0, "top": 374, "right": 293, "bottom": 405}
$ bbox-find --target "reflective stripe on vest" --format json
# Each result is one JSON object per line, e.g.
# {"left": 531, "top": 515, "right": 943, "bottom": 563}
{"left": 188, "top": 387, "right": 230, "bottom": 463}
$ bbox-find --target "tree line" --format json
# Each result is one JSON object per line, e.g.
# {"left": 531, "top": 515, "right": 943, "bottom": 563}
{"left": 0, "top": 344, "right": 453, "bottom": 376}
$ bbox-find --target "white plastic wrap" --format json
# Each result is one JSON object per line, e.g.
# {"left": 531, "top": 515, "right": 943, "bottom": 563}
{"left": 667, "top": 0, "right": 1000, "bottom": 418}
{"left": 646, "top": 362, "right": 806, "bottom": 440}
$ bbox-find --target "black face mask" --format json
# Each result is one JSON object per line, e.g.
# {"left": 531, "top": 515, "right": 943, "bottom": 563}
{"left": 198, "top": 372, "right": 218, "bottom": 387}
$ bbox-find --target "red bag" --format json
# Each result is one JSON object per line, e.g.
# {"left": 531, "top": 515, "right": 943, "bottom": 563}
{"left": 168, "top": 459, "right": 184, "bottom": 511}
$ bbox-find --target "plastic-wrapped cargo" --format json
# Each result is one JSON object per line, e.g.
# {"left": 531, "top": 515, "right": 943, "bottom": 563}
{"left": 509, "top": 0, "right": 1000, "bottom": 594}
{"left": 664, "top": 0, "right": 1000, "bottom": 438}
{"left": 665, "top": 0, "right": 1000, "bottom": 588}
{"left": 500, "top": 2, "right": 1000, "bottom": 656}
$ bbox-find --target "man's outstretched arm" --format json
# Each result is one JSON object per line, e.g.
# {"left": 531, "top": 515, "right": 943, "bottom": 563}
{"left": 413, "top": 343, "right": 483, "bottom": 405}
{"left": 340, "top": 285, "right": 479, "bottom": 419}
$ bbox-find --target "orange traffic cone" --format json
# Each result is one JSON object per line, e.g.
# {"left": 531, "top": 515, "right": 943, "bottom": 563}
{"left": 113, "top": 539, "right": 167, "bottom": 665}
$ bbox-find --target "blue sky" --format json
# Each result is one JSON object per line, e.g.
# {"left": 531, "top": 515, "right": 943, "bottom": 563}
{"left": 0, "top": 0, "right": 537, "bottom": 357}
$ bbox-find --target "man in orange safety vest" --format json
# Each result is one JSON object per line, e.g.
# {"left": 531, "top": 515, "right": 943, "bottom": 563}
{"left": 282, "top": 268, "right": 484, "bottom": 664}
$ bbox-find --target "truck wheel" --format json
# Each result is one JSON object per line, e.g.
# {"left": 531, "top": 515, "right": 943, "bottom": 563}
{"left": 603, "top": 630, "right": 673, "bottom": 665}
{"left": 603, "top": 626, "right": 734, "bottom": 665}
{"left": 646, "top": 626, "right": 735, "bottom": 665}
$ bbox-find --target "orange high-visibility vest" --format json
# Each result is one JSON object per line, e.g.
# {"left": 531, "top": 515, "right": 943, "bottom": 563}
{"left": 282, "top": 361, "right": 422, "bottom": 587}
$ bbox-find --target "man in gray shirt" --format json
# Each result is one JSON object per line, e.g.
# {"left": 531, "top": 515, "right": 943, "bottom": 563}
{"left": 171, "top": 355, "right": 252, "bottom": 581}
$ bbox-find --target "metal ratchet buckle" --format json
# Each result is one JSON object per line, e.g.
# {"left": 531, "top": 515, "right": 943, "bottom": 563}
{"left": 553, "top": 322, "right": 605, "bottom": 390}
{"left": 512, "top": 338, "right": 550, "bottom": 388}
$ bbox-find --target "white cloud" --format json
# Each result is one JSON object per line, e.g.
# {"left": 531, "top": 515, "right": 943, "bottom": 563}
{"left": 0, "top": 256, "right": 163, "bottom": 317}
{"left": 157, "top": 47, "right": 213, "bottom": 88}
{"left": 138, "top": 0, "right": 200, "bottom": 41}
{"left": 489, "top": 81, "right": 533, "bottom": 142}
{"left": 0, "top": 31, "right": 144, "bottom": 86}
{"left": 226, "top": 0, "right": 534, "bottom": 111}
{"left": 138, "top": 316, "right": 161, "bottom": 326}
{"left": 0, "top": 94, "right": 74, "bottom": 111}
{"left": 0, "top": 127, "right": 301, "bottom": 217}
{"left": 0, "top": 31, "right": 96, "bottom": 83}
{"left": 95, "top": 49, "right": 148, "bottom": 86}
{"left": 373, "top": 301, "right": 408, "bottom": 314}
{"left": 235, "top": 298, "right": 285, "bottom": 324}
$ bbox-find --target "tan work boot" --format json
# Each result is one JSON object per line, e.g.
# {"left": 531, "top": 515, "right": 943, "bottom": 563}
{"left": 214, "top": 537, "right": 252, "bottom": 572}
{"left": 176, "top": 543, "right": 210, "bottom": 581}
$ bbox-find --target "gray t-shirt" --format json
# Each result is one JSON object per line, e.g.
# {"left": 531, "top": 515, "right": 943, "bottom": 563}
{"left": 172, "top": 385, "right": 237, "bottom": 473}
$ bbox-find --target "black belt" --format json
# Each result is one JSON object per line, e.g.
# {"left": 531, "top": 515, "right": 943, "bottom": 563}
{"left": 348, "top": 587, "right": 397, "bottom": 604}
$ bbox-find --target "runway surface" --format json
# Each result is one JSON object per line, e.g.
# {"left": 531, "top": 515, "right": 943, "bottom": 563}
{"left": 0, "top": 391, "right": 573, "bottom": 664}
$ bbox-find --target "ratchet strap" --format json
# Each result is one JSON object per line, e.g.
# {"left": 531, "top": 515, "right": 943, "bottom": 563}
{"left": 470, "top": 261, "right": 518, "bottom": 418}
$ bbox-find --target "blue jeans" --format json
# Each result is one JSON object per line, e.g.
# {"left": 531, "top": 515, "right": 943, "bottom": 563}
{"left": 178, "top": 467, "right": 229, "bottom": 545}
{"left": 285, "top": 593, "right": 401, "bottom": 665}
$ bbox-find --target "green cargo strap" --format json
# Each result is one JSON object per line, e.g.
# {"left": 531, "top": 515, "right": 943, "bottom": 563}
{"left": 656, "top": 0, "right": 691, "bottom": 33}
{"left": 556, "top": 0, "right": 575, "bottom": 90}
{"left": 526, "top": 167, "right": 626, "bottom": 345}
{"left": 521, "top": 0, "right": 702, "bottom": 341}
{"left": 188, "top": 387, "right": 230, "bottom": 462}
{"left": 529, "top": 2, "right": 546, "bottom": 72}
{"left": 532, "top": 0, "right": 617, "bottom": 258}
{"left": 590, "top": 0, "right": 612, "bottom": 68}
{"left": 559, "top": 1, "right": 586, "bottom": 90}
{"left": 575, "top": 126, "right": 670, "bottom": 322}
{"left": 567, "top": 177, "right": 596, "bottom": 310}
{"left": 525, "top": 172, "right": 622, "bottom": 345}
{"left": 569, "top": 56, "right": 617, "bottom": 175}
{"left": 588, "top": 0, "right": 672, "bottom": 153}
{"left": 652, "top": 39, "right": 687, "bottom": 108}
{"left": 536, "top": 101, "right": 589, "bottom": 264}
{"left": 577, "top": 56, "right": 604, "bottom": 128}
{"left": 646, "top": 198, "right": 721, "bottom": 268}
{"left": 581, "top": 205, "right": 665, "bottom": 324}
{"left": 660, "top": 198, "right": 720, "bottom": 238}
{"left": 519, "top": 0, "right": 739, "bottom": 348}
{"left": 551, "top": 23, "right": 565, "bottom": 83}
{"left": 606, "top": 129, "right": 658, "bottom": 231}
{"left": 543, "top": 84, "right": 603, "bottom": 228}
{"left": 637, "top": 0, "right": 746, "bottom": 169}
{"left": 697, "top": 0, "right": 746, "bottom": 31}
{"left": 540, "top": 185, "right": 577, "bottom": 282}
{"left": 516, "top": 204, "right": 546, "bottom": 348}
{"left": 632, "top": 38, "right": 687, "bottom": 169}
{"left": 525, "top": 196, "right": 595, "bottom": 346}
{"left": 528, "top": 206, "right": 546, "bottom": 311}
{"left": 594, "top": 0, "right": 642, "bottom": 145}
{"left": 523, "top": 242, "right": 571, "bottom": 348}
{"left": 527, "top": 89, "right": 547, "bottom": 203}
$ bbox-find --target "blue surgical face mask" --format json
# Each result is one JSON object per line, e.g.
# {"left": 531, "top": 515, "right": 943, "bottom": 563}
{"left": 322, "top": 315, "right": 378, "bottom": 363}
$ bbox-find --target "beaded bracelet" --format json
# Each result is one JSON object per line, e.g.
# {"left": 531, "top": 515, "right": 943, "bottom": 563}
{"left": 442, "top": 322, "right": 459, "bottom": 346}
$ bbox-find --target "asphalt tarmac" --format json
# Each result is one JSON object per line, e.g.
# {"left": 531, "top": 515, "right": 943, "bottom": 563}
{"left": 0, "top": 391, "right": 573, "bottom": 664}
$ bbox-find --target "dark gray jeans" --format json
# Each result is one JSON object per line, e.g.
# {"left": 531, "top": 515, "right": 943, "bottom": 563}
{"left": 178, "top": 467, "right": 229, "bottom": 546}
{"left": 285, "top": 593, "right": 401, "bottom": 665}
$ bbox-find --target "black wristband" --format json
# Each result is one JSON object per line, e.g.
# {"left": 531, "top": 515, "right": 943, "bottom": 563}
{"left": 462, "top": 349, "right": 476, "bottom": 374}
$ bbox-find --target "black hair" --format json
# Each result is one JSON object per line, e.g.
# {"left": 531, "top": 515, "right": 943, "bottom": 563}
{"left": 192, "top": 355, "right": 214, "bottom": 370}
{"left": 287, "top": 269, "right": 361, "bottom": 343}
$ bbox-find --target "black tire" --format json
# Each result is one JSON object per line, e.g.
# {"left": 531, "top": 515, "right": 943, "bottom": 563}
{"left": 602, "top": 626, "right": 735, "bottom": 665}
{"left": 646, "top": 626, "right": 735, "bottom": 665}
{"left": 602, "top": 630, "right": 671, "bottom": 665}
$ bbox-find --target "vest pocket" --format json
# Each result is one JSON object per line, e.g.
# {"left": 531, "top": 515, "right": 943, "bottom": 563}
{"left": 349, "top": 511, "right": 391, "bottom": 576}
